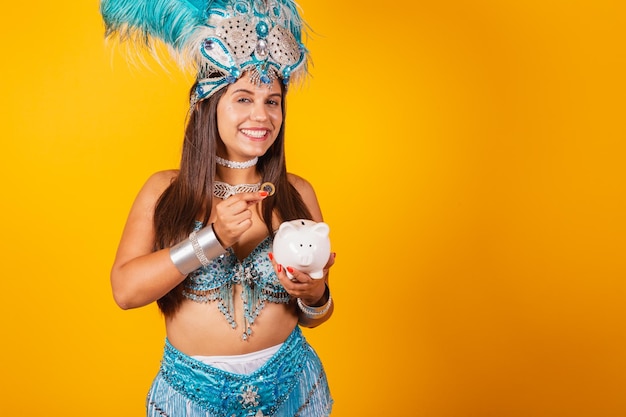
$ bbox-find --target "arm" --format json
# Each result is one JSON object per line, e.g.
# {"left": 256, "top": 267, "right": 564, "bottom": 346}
{"left": 293, "top": 261, "right": 335, "bottom": 328}
{"left": 110, "top": 171, "right": 186, "bottom": 310}
{"left": 283, "top": 174, "right": 336, "bottom": 327}
{"left": 111, "top": 171, "right": 268, "bottom": 310}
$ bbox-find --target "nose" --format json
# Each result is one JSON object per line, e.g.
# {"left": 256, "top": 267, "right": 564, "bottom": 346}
{"left": 250, "top": 102, "right": 268, "bottom": 122}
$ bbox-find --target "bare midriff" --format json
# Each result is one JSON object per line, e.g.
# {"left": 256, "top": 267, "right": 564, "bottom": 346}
{"left": 164, "top": 285, "right": 298, "bottom": 356}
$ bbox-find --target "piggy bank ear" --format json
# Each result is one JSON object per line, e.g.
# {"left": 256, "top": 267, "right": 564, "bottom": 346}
{"left": 312, "top": 222, "right": 330, "bottom": 237}
{"left": 278, "top": 221, "right": 298, "bottom": 236}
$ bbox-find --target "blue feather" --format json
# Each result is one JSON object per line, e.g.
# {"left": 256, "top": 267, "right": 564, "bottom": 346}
{"left": 101, "top": 0, "right": 306, "bottom": 48}
{"left": 100, "top": 0, "right": 210, "bottom": 50}
{"left": 100, "top": 0, "right": 310, "bottom": 90}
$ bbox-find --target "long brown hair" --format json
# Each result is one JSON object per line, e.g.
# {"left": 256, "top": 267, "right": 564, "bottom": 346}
{"left": 153, "top": 81, "right": 312, "bottom": 315}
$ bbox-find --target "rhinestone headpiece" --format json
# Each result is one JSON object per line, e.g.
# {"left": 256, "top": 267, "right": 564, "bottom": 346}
{"left": 101, "top": 0, "right": 309, "bottom": 103}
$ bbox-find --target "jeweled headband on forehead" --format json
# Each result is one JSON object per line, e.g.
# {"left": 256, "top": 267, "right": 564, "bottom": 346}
{"left": 100, "top": 0, "right": 309, "bottom": 103}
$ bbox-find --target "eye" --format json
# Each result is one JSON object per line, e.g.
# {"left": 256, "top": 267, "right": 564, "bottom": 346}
{"left": 237, "top": 97, "right": 252, "bottom": 103}
{"left": 266, "top": 99, "right": 280, "bottom": 106}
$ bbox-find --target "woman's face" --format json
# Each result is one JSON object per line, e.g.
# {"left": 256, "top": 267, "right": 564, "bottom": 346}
{"left": 216, "top": 74, "right": 283, "bottom": 161}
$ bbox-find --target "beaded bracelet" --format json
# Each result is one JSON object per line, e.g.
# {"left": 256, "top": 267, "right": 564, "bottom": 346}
{"left": 297, "top": 286, "right": 332, "bottom": 318}
{"left": 169, "top": 224, "right": 227, "bottom": 275}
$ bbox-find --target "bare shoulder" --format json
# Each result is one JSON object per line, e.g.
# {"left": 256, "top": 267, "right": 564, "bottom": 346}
{"left": 112, "top": 170, "right": 180, "bottom": 268}
{"left": 287, "top": 172, "right": 314, "bottom": 194}
{"left": 128, "top": 170, "right": 179, "bottom": 220}
{"left": 287, "top": 173, "right": 324, "bottom": 222}
{"left": 146, "top": 169, "right": 178, "bottom": 191}
{"left": 138, "top": 170, "right": 178, "bottom": 200}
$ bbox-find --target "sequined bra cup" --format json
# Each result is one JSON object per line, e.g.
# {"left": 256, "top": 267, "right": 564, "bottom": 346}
{"left": 183, "top": 222, "right": 290, "bottom": 340}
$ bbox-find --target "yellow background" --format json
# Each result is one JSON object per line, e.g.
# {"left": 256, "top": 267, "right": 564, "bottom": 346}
{"left": 1, "top": 0, "right": 625, "bottom": 415}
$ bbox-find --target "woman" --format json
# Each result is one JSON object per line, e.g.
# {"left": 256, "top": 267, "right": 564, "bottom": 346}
{"left": 102, "top": 0, "right": 335, "bottom": 415}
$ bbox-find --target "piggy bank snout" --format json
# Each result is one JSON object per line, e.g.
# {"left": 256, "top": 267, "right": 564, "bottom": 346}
{"left": 288, "top": 242, "right": 318, "bottom": 267}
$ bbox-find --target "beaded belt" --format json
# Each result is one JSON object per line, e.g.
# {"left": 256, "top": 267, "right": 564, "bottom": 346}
{"left": 159, "top": 327, "right": 312, "bottom": 416}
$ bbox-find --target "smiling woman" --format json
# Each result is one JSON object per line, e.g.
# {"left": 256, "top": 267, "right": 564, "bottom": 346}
{"left": 216, "top": 76, "right": 284, "bottom": 162}
{"left": 100, "top": 0, "right": 336, "bottom": 416}
{"left": 3, "top": 0, "right": 626, "bottom": 415}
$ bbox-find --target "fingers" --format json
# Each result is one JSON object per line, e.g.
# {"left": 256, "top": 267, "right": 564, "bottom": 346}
{"left": 212, "top": 191, "right": 268, "bottom": 247}
{"left": 234, "top": 190, "right": 269, "bottom": 206}
{"left": 220, "top": 191, "right": 268, "bottom": 213}
{"left": 285, "top": 266, "right": 304, "bottom": 283}
{"left": 268, "top": 252, "right": 335, "bottom": 304}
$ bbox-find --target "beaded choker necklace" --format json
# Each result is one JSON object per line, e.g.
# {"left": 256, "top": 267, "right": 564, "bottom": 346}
{"left": 213, "top": 181, "right": 260, "bottom": 199}
{"left": 216, "top": 156, "right": 258, "bottom": 169}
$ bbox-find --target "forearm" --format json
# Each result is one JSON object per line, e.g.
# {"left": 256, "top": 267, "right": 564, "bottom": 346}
{"left": 112, "top": 224, "right": 227, "bottom": 310}
{"left": 111, "top": 248, "right": 186, "bottom": 310}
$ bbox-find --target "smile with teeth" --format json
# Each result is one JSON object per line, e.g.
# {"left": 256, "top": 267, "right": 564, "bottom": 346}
{"left": 241, "top": 129, "right": 268, "bottom": 139}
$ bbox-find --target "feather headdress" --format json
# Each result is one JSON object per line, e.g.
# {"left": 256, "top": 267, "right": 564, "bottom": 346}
{"left": 101, "top": 0, "right": 309, "bottom": 101}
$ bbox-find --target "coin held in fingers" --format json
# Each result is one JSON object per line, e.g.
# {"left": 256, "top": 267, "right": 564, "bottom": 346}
{"left": 261, "top": 182, "right": 276, "bottom": 196}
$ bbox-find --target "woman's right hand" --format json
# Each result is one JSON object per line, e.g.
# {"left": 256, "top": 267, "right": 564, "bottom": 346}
{"left": 211, "top": 191, "right": 268, "bottom": 248}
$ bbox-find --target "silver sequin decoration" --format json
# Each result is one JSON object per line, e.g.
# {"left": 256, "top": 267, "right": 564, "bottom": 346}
{"left": 216, "top": 17, "right": 256, "bottom": 61}
{"left": 213, "top": 181, "right": 261, "bottom": 199}
{"left": 268, "top": 26, "right": 301, "bottom": 66}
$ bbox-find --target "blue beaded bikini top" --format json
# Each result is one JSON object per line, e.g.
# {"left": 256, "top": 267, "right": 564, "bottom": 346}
{"left": 183, "top": 221, "right": 290, "bottom": 340}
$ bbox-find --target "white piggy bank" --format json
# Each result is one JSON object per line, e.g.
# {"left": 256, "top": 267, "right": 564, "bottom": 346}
{"left": 272, "top": 219, "right": 331, "bottom": 279}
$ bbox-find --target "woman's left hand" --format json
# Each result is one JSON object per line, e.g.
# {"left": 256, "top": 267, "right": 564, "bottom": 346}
{"left": 269, "top": 252, "right": 336, "bottom": 305}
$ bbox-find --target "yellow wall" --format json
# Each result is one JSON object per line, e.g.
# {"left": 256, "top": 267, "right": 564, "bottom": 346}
{"left": 1, "top": 0, "right": 625, "bottom": 415}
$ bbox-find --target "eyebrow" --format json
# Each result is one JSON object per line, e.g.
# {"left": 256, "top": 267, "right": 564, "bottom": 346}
{"left": 231, "top": 88, "right": 283, "bottom": 98}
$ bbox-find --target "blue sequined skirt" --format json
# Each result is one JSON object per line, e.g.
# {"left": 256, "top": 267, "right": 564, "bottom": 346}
{"left": 146, "top": 327, "right": 333, "bottom": 417}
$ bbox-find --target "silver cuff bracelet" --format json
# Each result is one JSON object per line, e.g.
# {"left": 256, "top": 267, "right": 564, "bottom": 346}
{"left": 169, "top": 224, "right": 227, "bottom": 275}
